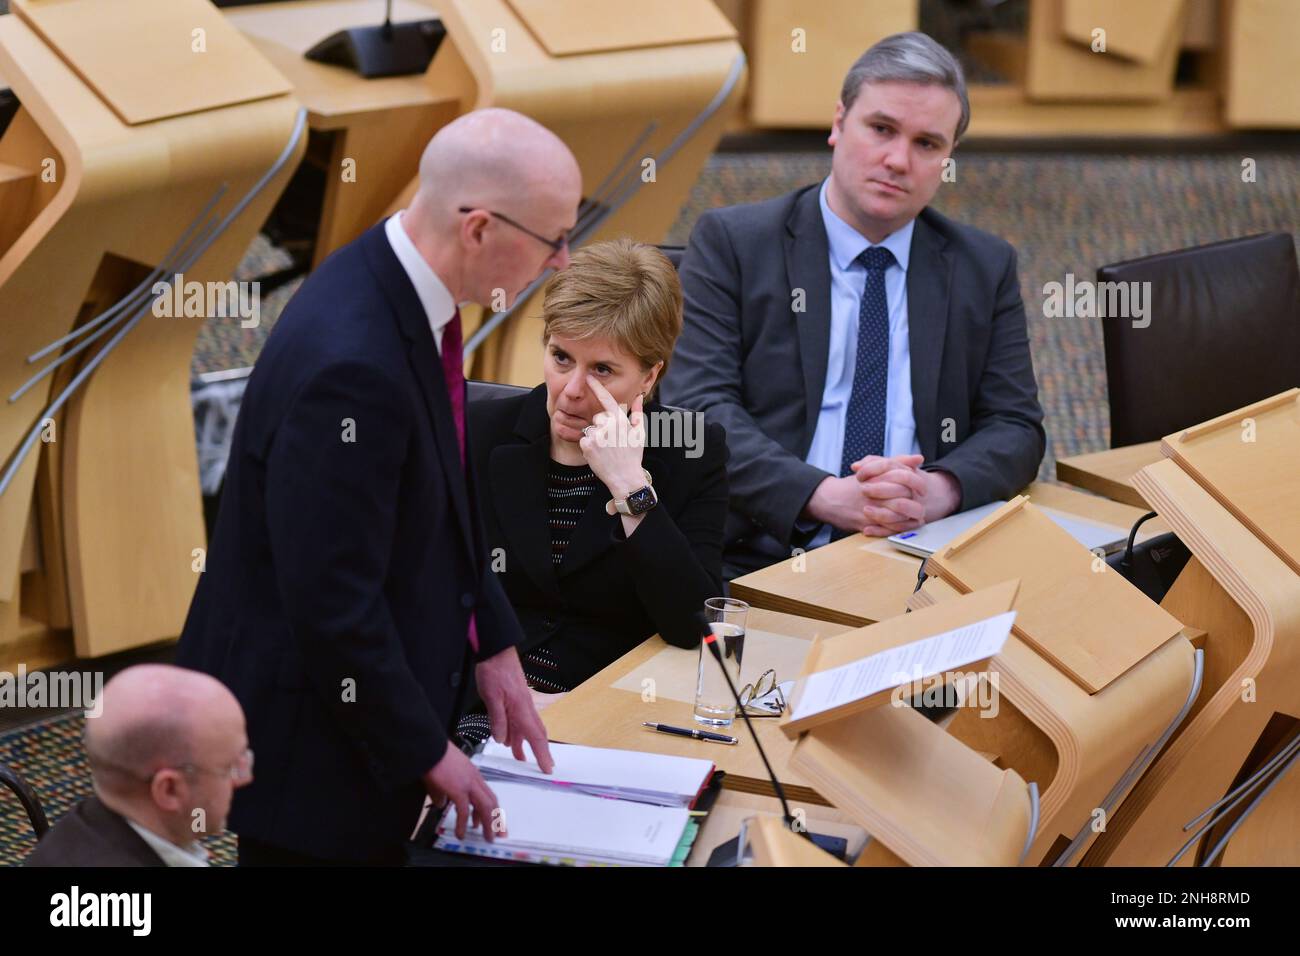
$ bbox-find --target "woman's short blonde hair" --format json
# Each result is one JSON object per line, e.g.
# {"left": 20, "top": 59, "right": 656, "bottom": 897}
{"left": 541, "top": 238, "right": 682, "bottom": 388}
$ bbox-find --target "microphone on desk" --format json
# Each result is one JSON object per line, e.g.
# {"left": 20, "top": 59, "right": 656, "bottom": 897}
{"left": 694, "top": 611, "right": 803, "bottom": 835}
{"left": 304, "top": 0, "right": 446, "bottom": 79}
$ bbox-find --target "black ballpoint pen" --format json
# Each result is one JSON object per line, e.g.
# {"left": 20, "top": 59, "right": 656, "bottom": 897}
{"left": 642, "top": 721, "right": 738, "bottom": 745}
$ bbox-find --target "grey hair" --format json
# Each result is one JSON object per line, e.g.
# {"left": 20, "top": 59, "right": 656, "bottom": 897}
{"left": 840, "top": 32, "right": 969, "bottom": 143}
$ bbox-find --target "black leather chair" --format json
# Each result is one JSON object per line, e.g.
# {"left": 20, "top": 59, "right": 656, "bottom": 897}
{"left": 466, "top": 380, "right": 530, "bottom": 404}
{"left": 0, "top": 762, "right": 49, "bottom": 840}
{"left": 656, "top": 245, "right": 686, "bottom": 272}
{"left": 1098, "top": 232, "right": 1300, "bottom": 447}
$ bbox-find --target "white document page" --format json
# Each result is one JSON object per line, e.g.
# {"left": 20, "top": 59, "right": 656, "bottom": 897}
{"left": 791, "top": 611, "right": 1016, "bottom": 721}
{"left": 476, "top": 740, "right": 714, "bottom": 805}
{"left": 439, "top": 781, "right": 690, "bottom": 866}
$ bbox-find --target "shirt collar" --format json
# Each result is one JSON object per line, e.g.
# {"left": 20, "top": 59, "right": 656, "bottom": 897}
{"left": 385, "top": 211, "right": 457, "bottom": 347}
{"left": 818, "top": 177, "right": 914, "bottom": 273}
{"left": 126, "top": 819, "right": 211, "bottom": 868}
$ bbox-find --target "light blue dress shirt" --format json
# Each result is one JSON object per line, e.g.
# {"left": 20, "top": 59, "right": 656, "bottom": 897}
{"left": 805, "top": 179, "right": 920, "bottom": 547}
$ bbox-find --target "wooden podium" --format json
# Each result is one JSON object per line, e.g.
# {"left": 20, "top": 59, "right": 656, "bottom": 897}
{"left": 1084, "top": 390, "right": 1300, "bottom": 866}
{"left": 783, "top": 583, "right": 1041, "bottom": 866}
{"left": 0, "top": 0, "right": 305, "bottom": 668}
{"left": 911, "top": 498, "right": 1198, "bottom": 865}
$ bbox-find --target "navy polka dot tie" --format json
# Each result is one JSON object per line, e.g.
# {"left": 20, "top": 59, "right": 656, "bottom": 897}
{"left": 840, "top": 245, "right": 895, "bottom": 477}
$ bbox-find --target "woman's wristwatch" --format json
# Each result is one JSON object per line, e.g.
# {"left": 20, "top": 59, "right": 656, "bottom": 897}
{"left": 606, "top": 468, "right": 658, "bottom": 517}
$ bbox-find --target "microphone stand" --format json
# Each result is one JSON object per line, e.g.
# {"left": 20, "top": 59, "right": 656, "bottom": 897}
{"left": 695, "top": 612, "right": 807, "bottom": 838}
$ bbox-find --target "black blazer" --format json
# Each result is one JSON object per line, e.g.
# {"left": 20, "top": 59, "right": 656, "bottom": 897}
{"left": 176, "top": 222, "right": 524, "bottom": 863}
{"left": 662, "top": 184, "right": 1046, "bottom": 577}
{"left": 25, "top": 796, "right": 165, "bottom": 867}
{"left": 467, "top": 385, "right": 728, "bottom": 687}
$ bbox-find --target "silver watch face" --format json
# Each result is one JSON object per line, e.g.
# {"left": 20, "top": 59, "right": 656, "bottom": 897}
{"left": 625, "top": 486, "right": 657, "bottom": 515}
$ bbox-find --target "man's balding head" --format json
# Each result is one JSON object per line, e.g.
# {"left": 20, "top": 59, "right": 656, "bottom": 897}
{"left": 402, "top": 108, "right": 582, "bottom": 311}
{"left": 86, "top": 665, "right": 248, "bottom": 845}
{"left": 87, "top": 665, "right": 239, "bottom": 774}
{"left": 412, "top": 108, "right": 580, "bottom": 221}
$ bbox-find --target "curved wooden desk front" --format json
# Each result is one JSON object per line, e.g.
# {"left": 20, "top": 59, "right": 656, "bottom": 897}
{"left": 0, "top": 4, "right": 304, "bottom": 663}
{"left": 1083, "top": 458, "right": 1300, "bottom": 866}
{"left": 909, "top": 577, "right": 1196, "bottom": 865}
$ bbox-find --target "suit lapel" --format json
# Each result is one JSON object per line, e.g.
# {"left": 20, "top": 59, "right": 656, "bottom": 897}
{"left": 784, "top": 185, "right": 834, "bottom": 453}
{"left": 905, "top": 213, "right": 951, "bottom": 463}
{"left": 489, "top": 392, "right": 561, "bottom": 598}
{"left": 360, "top": 223, "right": 477, "bottom": 563}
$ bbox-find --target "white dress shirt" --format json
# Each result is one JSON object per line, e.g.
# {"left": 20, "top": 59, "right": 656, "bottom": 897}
{"left": 126, "top": 819, "right": 211, "bottom": 867}
{"left": 385, "top": 211, "right": 458, "bottom": 355}
{"left": 805, "top": 178, "right": 921, "bottom": 547}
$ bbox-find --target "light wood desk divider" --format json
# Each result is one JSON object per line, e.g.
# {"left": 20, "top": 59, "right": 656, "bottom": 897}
{"left": 727, "top": 480, "right": 1192, "bottom": 864}
{"left": 1055, "top": 440, "right": 1164, "bottom": 508}
{"left": 908, "top": 576, "right": 1199, "bottom": 866}
{"left": 791, "top": 702, "right": 1039, "bottom": 867}
{"left": 779, "top": 579, "right": 1020, "bottom": 738}
{"left": 905, "top": 496, "right": 1202, "bottom": 864}
{"left": 743, "top": 0, "right": 917, "bottom": 128}
{"left": 18, "top": 0, "right": 291, "bottom": 125}
{"left": 1163, "top": 389, "right": 1300, "bottom": 577}
{"left": 731, "top": 480, "right": 1168, "bottom": 631}
{"left": 0, "top": 0, "right": 305, "bottom": 667}
{"left": 1084, "top": 391, "right": 1300, "bottom": 866}
{"left": 926, "top": 497, "right": 1184, "bottom": 694}
{"left": 1026, "top": 0, "right": 1186, "bottom": 103}
{"left": 781, "top": 579, "right": 1037, "bottom": 866}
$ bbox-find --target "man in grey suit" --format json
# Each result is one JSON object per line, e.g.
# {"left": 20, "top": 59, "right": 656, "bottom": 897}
{"left": 663, "top": 32, "right": 1045, "bottom": 578}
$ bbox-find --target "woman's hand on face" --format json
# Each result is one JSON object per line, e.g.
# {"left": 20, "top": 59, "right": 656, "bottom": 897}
{"left": 578, "top": 375, "right": 648, "bottom": 499}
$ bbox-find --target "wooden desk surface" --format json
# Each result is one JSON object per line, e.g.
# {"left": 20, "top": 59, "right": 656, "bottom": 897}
{"left": 731, "top": 480, "right": 1169, "bottom": 628}
{"left": 1055, "top": 441, "right": 1164, "bottom": 509}
{"left": 541, "top": 608, "right": 853, "bottom": 805}
{"left": 226, "top": 0, "right": 453, "bottom": 125}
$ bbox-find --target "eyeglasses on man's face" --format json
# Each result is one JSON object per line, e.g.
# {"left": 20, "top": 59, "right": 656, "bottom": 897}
{"left": 457, "top": 206, "right": 569, "bottom": 255}
{"left": 91, "top": 747, "right": 255, "bottom": 786}
{"left": 175, "top": 747, "right": 255, "bottom": 785}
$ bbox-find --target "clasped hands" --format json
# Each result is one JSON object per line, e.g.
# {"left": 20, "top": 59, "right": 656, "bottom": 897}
{"left": 805, "top": 454, "right": 961, "bottom": 538}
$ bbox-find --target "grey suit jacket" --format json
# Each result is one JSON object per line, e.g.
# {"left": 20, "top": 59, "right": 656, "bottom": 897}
{"left": 662, "top": 184, "right": 1045, "bottom": 578}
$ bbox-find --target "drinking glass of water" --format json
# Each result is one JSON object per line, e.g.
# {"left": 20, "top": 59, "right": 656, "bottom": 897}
{"left": 694, "top": 597, "right": 748, "bottom": 726}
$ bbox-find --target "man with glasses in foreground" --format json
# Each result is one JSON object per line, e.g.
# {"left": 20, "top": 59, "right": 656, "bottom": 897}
{"left": 27, "top": 664, "right": 250, "bottom": 867}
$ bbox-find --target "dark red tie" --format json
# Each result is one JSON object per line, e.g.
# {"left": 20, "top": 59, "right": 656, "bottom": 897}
{"left": 441, "top": 307, "right": 466, "bottom": 464}
{"left": 441, "top": 308, "right": 479, "bottom": 653}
